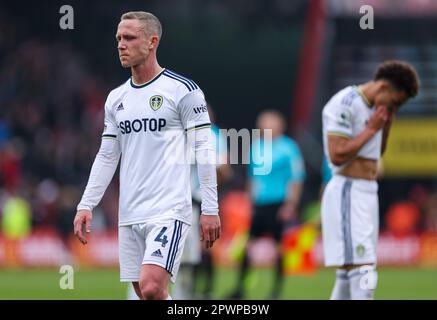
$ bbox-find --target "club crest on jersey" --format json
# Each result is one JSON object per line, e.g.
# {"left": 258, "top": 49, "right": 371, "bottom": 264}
{"left": 356, "top": 244, "right": 366, "bottom": 257}
{"left": 149, "top": 95, "right": 163, "bottom": 111}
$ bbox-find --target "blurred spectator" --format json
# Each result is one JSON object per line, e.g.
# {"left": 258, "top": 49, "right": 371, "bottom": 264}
{"left": 0, "top": 121, "right": 9, "bottom": 146}
{"left": 0, "top": 18, "right": 115, "bottom": 234}
{"left": 1, "top": 193, "right": 31, "bottom": 240}
{"left": 0, "top": 142, "right": 21, "bottom": 192}
{"left": 385, "top": 201, "right": 421, "bottom": 238}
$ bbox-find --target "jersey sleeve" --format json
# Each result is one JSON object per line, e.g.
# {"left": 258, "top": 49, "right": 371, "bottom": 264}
{"left": 76, "top": 138, "right": 121, "bottom": 212}
{"left": 102, "top": 95, "right": 119, "bottom": 140}
{"left": 77, "top": 94, "right": 121, "bottom": 212}
{"left": 324, "top": 101, "right": 354, "bottom": 138}
{"left": 178, "top": 89, "right": 211, "bottom": 132}
{"left": 179, "top": 89, "right": 219, "bottom": 215}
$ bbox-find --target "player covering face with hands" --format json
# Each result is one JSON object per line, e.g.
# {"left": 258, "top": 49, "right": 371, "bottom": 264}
{"left": 321, "top": 60, "right": 419, "bottom": 300}
{"left": 74, "top": 11, "right": 220, "bottom": 300}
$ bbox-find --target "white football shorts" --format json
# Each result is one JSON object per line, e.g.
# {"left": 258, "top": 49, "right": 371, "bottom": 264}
{"left": 321, "top": 174, "right": 379, "bottom": 267}
{"left": 119, "top": 216, "right": 190, "bottom": 283}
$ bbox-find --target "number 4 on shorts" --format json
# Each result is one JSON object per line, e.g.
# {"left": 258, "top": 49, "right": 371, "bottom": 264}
{"left": 154, "top": 227, "right": 168, "bottom": 248}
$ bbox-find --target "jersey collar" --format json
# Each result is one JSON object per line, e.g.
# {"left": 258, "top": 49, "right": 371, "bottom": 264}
{"left": 355, "top": 85, "right": 372, "bottom": 108}
{"left": 130, "top": 68, "right": 166, "bottom": 89}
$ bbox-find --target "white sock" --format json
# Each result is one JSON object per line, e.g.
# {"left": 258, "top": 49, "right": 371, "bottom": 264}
{"left": 330, "top": 269, "right": 350, "bottom": 300}
{"left": 348, "top": 265, "right": 378, "bottom": 300}
{"left": 166, "top": 294, "right": 173, "bottom": 300}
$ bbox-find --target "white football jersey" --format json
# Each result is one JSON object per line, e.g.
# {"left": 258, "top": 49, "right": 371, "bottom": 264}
{"left": 322, "top": 86, "right": 382, "bottom": 174}
{"left": 103, "top": 68, "right": 212, "bottom": 226}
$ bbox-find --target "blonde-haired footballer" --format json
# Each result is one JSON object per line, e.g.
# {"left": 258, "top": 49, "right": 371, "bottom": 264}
{"left": 321, "top": 60, "right": 419, "bottom": 300}
{"left": 74, "top": 11, "right": 220, "bottom": 300}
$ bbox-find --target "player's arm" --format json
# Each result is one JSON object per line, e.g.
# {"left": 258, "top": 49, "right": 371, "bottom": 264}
{"left": 245, "top": 146, "right": 255, "bottom": 211}
{"left": 180, "top": 90, "right": 220, "bottom": 249}
{"left": 194, "top": 128, "right": 221, "bottom": 249}
{"left": 285, "top": 182, "right": 303, "bottom": 211}
{"left": 278, "top": 182, "right": 303, "bottom": 223}
{"left": 74, "top": 137, "right": 120, "bottom": 244}
{"left": 278, "top": 142, "right": 305, "bottom": 222}
{"left": 381, "top": 107, "right": 395, "bottom": 155}
{"left": 328, "top": 106, "right": 388, "bottom": 166}
{"left": 74, "top": 101, "right": 121, "bottom": 245}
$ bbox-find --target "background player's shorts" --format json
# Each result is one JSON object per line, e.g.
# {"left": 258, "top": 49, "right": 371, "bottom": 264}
{"left": 119, "top": 216, "right": 190, "bottom": 284}
{"left": 249, "top": 203, "right": 283, "bottom": 242}
{"left": 180, "top": 201, "right": 201, "bottom": 265}
{"left": 321, "top": 175, "right": 379, "bottom": 267}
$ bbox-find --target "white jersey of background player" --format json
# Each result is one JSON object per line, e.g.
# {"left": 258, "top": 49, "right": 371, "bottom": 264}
{"left": 321, "top": 60, "right": 419, "bottom": 300}
{"left": 74, "top": 11, "right": 221, "bottom": 300}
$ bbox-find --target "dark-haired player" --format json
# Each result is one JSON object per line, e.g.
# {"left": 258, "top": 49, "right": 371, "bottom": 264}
{"left": 321, "top": 60, "right": 419, "bottom": 299}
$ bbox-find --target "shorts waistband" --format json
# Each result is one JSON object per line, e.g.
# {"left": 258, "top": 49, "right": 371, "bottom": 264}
{"left": 330, "top": 174, "right": 378, "bottom": 193}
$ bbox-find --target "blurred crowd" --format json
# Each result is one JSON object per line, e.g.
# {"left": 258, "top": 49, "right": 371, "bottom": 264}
{"left": 1, "top": 9, "right": 437, "bottom": 246}
{"left": 0, "top": 18, "right": 120, "bottom": 241}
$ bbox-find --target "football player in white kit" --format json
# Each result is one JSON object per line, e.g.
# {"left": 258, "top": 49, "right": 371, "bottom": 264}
{"left": 321, "top": 60, "right": 419, "bottom": 300}
{"left": 73, "top": 11, "right": 220, "bottom": 300}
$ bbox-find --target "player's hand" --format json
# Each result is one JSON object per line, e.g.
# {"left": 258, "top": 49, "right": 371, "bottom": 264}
{"left": 73, "top": 209, "right": 92, "bottom": 245}
{"left": 278, "top": 202, "right": 298, "bottom": 223}
{"left": 385, "top": 107, "right": 396, "bottom": 129}
{"left": 367, "top": 106, "right": 388, "bottom": 132}
{"left": 199, "top": 214, "right": 221, "bottom": 249}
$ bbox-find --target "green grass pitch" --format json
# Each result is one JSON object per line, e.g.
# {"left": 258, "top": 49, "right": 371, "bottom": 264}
{"left": 0, "top": 267, "right": 436, "bottom": 299}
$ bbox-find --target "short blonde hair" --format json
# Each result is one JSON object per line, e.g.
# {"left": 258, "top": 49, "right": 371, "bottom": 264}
{"left": 121, "top": 11, "right": 162, "bottom": 39}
